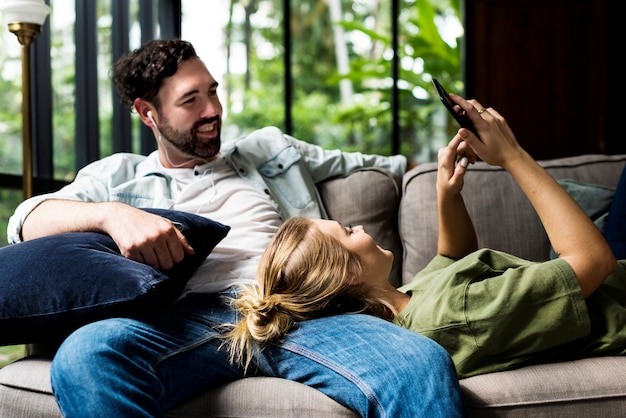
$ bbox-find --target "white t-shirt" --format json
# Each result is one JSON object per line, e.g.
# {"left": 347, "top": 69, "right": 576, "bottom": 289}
{"left": 163, "top": 155, "right": 281, "bottom": 296}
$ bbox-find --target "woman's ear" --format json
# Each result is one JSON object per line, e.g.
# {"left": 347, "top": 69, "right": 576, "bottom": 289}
{"left": 347, "top": 275, "right": 362, "bottom": 286}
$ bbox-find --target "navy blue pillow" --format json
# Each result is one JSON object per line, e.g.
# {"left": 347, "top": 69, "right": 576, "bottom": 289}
{"left": 0, "top": 208, "right": 229, "bottom": 345}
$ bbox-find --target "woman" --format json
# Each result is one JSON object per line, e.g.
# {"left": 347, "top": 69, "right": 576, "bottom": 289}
{"left": 226, "top": 94, "right": 626, "bottom": 378}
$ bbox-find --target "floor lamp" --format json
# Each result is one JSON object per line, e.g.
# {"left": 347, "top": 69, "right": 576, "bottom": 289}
{"left": 0, "top": 0, "right": 51, "bottom": 199}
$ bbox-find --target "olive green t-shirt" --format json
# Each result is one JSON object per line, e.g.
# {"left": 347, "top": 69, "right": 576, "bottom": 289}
{"left": 394, "top": 249, "right": 626, "bottom": 378}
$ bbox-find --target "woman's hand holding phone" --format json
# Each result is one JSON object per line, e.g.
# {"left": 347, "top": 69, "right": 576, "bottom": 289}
{"left": 432, "top": 79, "right": 479, "bottom": 137}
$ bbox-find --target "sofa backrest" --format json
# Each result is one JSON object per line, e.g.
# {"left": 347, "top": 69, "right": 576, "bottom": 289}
{"left": 317, "top": 167, "right": 403, "bottom": 287}
{"left": 400, "top": 154, "right": 626, "bottom": 285}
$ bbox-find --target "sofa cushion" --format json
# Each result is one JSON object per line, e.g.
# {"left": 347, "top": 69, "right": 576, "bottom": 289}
{"left": 0, "top": 357, "right": 58, "bottom": 417}
{"left": 401, "top": 154, "right": 626, "bottom": 284}
{"left": 167, "top": 377, "right": 358, "bottom": 417}
{"left": 0, "top": 208, "right": 229, "bottom": 345}
{"left": 460, "top": 356, "right": 626, "bottom": 417}
{"left": 0, "top": 357, "right": 358, "bottom": 418}
{"left": 317, "top": 167, "right": 403, "bottom": 287}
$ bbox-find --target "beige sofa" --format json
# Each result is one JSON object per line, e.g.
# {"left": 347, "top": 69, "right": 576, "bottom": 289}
{"left": 1, "top": 153, "right": 625, "bottom": 417}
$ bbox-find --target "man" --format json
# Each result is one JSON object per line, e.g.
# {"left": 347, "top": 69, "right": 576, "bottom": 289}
{"left": 8, "top": 39, "right": 463, "bottom": 417}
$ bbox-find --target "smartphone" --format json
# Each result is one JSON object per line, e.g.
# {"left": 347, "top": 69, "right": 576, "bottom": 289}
{"left": 432, "top": 78, "right": 478, "bottom": 136}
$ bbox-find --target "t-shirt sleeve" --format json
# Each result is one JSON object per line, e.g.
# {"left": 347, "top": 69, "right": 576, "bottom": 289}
{"left": 464, "top": 255, "right": 590, "bottom": 361}
{"left": 395, "top": 249, "right": 590, "bottom": 378}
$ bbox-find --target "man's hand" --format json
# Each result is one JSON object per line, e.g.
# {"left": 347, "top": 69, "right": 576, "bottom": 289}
{"left": 102, "top": 204, "right": 195, "bottom": 270}
{"left": 21, "top": 200, "right": 194, "bottom": 271}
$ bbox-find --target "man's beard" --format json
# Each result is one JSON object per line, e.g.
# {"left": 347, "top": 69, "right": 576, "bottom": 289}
{"left": 158, "top": 117, "right": 222, "bottom": 159}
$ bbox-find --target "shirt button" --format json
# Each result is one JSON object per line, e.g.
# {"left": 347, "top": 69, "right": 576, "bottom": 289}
{"left": 277, "top": 164, "right": 283, "bottom": 169}
{"left": 264, "top": 189, "right": 270, "bottom": 195}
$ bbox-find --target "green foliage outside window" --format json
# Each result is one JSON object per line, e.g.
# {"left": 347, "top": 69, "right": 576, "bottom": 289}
{"left": 225, "top": 0, "right": 465, "bottom": 162}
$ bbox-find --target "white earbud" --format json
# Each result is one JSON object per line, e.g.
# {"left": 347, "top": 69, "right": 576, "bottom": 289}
{"left": 147, "top": 110, "right": 156, "bottom": 126}
{"left": 147, "top": 111, "right": 162, "bottom": 139}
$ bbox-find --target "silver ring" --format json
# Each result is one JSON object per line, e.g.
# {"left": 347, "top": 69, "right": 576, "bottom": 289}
{"left": 477, "top": 107, "right": 488, "bottom": 114}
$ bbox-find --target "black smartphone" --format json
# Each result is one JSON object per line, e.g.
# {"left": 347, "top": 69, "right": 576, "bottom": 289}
{"left": 432, "top": 78, "right": 478, "bottom": 136}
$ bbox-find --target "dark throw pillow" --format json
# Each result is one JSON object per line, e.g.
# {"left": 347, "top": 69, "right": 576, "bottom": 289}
{"left": 0, "top": 208, "right": 230, "bottom": 345}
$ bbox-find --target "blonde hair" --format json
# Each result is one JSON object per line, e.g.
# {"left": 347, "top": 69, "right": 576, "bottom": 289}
{"left": 224, "top": 217, "right": 396, "bottom": 371}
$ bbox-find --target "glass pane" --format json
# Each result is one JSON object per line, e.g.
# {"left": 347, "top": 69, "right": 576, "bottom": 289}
{"left": 0, "top": 345, "right": 26, "bottom": 368}
{"left": 128, "top": 0, "right": 149, "bottom": 154}
{"left": 397, "top": 0, "right": 464, "bottom": 162}
{"left": 98, "top": 0, "right": 114, "bottom": 157}
{"left": 0, "top": 188, "right": 23, "bottom": 247}
{"left": 50, "top": 0, "right": 77, "bottom": 180}
{"left": 0, "top": 24, "right": 24, "bottom": 176}
{"left": 182, "top": 0, "right": 285, "bottom": 142}
{"left": 292, "top": 0, "right": 395, "bottom": 155}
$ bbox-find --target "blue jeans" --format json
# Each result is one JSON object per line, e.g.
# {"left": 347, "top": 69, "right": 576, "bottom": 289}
{"left": 50, "top": 290, "right": 464, "bottom": 417}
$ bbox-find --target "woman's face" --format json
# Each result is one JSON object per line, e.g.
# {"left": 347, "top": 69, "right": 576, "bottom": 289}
{"left": 311, "top": 219, "right": 394, "bottom": 286}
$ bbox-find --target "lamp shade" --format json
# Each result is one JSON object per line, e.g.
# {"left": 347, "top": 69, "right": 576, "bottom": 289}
{"left": 0, "top": 0, "right": 50, "bottom": 26}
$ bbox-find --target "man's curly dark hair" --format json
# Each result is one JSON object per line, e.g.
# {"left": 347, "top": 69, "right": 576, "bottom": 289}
{"left": 111, "top": 39, "right": 198, "bottom": 111}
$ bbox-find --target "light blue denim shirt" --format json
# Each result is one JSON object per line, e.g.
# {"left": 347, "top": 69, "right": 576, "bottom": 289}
{"left": 8, "top": 126, "right": 406, "bottom": 244}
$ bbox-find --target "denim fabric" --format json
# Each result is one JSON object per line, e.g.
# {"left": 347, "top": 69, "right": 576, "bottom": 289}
{"left": 51, "top": 289, "right": 463, "bottom": 418}
{"left": 259, "top": 314, "right": 464, "bottom": 417}
{"left": 604, "top": 167, "right": 626, "bottom": 259}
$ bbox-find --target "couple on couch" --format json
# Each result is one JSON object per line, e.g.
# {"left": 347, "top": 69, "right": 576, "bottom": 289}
{"left": 227, "top": 98, "right": 626, "bottom": 380}
{"left": 8, "top": 38, "right": 625, "bottom": 417}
